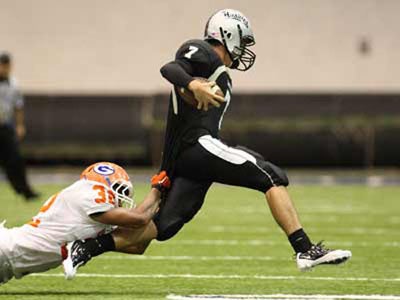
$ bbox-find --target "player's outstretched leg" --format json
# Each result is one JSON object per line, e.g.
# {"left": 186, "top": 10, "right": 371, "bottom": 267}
{"left": 63, "top": 223, "right": 156, "bottom": 279}
{"left": 63, "top": 233, "right": 118, "bottom": 280}
{"left": 265, "top": 186, "right": 352, "bottom": 271}
{"left": 180, "top": 140, "right": 352, "bottom": 271}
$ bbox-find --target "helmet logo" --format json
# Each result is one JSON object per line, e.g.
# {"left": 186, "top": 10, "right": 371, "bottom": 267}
{"left": 94, "top": 165, "right": 115, "bottom": 176}
{"left": 223, "top": 11, "right": 249, "bottom": 28}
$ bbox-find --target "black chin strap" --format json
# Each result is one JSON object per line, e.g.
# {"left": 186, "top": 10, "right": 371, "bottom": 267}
{"left": 230, "top": 60, "right": 240, "bottom": 69}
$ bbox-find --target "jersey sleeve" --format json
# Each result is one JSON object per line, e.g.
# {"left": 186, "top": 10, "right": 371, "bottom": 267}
{"left": 160, "top": 61, "right": 195, "bottom": 88}
{"left": 175, "top": 41, "right": 213, "bottom": 77}
{"left": 79, "top": 182, "right": 115, "bottom": 216}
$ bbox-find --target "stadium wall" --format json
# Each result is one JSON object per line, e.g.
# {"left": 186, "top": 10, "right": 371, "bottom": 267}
{"left": 22, "top": 93, "right": 400, "bottom": 167}
{"left": 1, "top": 0, "right": 400, "bottom": 93}
{"left": 2, "top": 0, "right": 399, "bottom": 167}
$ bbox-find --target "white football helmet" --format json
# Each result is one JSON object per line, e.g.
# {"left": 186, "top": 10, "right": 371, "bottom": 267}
{"left": 204, "top": 9, "right": 256, "bottom": 71}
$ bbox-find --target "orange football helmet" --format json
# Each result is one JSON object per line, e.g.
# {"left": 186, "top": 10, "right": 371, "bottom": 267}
{"left": 80, "top": 162, "right": 134, "bottom": 208}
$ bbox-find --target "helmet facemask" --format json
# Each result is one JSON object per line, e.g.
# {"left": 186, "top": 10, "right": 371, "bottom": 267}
{"left": 110, "top": 180, "right": 135, "bottom": 208}
{"left": 221, "top": 25, "right": 256, "bottom": 71}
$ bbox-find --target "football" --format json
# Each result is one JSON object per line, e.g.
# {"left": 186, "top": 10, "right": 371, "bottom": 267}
{"left": 176, "top": 77, "right": 224, "bottom": 107}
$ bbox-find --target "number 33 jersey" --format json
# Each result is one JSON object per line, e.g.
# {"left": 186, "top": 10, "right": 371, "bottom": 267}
{"left": 0, "top": 179, "right": 115, "bottom": 279}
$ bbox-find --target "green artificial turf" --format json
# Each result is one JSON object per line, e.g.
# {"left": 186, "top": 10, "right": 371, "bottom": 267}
{"left": 0, "top": 181, "right": 399, "bottom": 299}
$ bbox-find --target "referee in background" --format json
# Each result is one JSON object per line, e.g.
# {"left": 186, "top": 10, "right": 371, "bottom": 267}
{"left": 0, "top": 52, "right": 38, "bottom": 200}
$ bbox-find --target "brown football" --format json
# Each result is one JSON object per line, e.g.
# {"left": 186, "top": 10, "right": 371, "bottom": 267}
{"left": 176, "top": 77, "right": 224, "bottom": 108}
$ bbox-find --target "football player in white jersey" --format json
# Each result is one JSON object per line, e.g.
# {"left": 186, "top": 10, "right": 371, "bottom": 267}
{"left": 0, "top": 162, "right": 170, "bottom": 285}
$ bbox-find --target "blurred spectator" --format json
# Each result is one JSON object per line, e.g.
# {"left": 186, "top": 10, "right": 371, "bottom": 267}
{"left": 0, "top": 52, "right": 38, "bottom": 200}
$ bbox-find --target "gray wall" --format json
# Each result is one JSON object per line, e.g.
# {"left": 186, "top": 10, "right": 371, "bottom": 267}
{"left": 1, "top": 0, "right": 400, "bottom": 94}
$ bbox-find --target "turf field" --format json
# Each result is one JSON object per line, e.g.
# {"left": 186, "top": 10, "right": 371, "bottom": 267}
{"left": 0, "top": 180, "right": 399, "bottom": 299}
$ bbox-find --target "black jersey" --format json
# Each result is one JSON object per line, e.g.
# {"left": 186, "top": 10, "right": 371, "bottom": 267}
{"left": 161, "top": 39, "right": 232, "bottom": 173}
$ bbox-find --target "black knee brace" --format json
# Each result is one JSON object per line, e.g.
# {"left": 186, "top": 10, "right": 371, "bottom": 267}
{"left": 258, "top": 160, "right": 289, "bottom": 187}
{"left": 235, "top": 145, "right": 289, "bottom": 189}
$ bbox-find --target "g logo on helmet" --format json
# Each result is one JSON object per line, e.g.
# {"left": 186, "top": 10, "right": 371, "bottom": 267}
{"left": 94, "top": 165, "right": 115, "bottom": 176}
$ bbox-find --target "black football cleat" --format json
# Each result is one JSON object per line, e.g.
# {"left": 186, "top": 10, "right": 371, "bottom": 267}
{"left": 62, "top": 240, "right": 93, "bottom": 280}
{"left": 296, "top": 241, "right": 352, "bottom": 271}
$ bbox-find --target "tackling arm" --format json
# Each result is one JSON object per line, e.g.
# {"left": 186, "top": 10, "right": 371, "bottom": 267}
{"left": 90, "top": 171, "right": 171, "bottom": 228}
{"left": 91, "top": 188, "right": 161, "bottom": 227}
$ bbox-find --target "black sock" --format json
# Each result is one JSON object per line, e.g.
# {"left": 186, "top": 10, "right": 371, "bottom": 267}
{"left": 84, "top": 233, "right": 116, "bottom": 257}
{"left": 288, "top": 228, "right": 312, "bottom": 253}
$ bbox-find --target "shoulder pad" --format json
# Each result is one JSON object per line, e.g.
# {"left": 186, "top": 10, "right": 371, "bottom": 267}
{"left": 176, "top": 39, "right": 217, "bottom": 64}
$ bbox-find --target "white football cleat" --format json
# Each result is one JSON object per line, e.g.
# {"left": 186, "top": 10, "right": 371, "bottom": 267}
{"left": 296, "top": 241, "right": 352, "bottom": 271}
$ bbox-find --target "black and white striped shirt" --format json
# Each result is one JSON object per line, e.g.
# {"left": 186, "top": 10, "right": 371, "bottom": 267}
{"left": 0, "top": 77, "right": 24, "bottom": 125}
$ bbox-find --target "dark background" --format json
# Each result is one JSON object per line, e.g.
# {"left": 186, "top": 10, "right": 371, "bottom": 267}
{"left": 23, "top": 93, "right": 400, "bottom": 168}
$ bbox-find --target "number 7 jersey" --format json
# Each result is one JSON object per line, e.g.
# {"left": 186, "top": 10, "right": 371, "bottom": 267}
{"left": 161, "top": 39, "right": 233, "bottom": 173}
{"left": 0, "top": 179, "right": 116, "bottom": 279}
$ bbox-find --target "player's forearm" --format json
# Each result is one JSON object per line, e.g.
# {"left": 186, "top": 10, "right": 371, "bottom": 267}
{"left": 160, "top": 61, "right": 194, "bottom": 88}
{"left": 92, "top": 207, "right": 155, "bottom": 228}
{"left": 135, "top": 188, "right": 161, "bottom": 215}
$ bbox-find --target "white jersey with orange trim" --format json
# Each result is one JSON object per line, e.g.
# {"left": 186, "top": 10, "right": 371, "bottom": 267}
{"left": 0, "top": 179, "right": 115, "bottom": 282}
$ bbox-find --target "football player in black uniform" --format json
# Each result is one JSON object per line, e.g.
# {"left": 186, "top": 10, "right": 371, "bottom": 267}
{"left": 63, "top": 9, "right": 351, "bottom": 277}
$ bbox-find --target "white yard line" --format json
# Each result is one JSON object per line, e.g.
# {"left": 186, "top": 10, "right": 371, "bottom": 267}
{"left": 30, "top": 273, "right": 400, "bottom": 282}
{"left": 167, "top": 294, "right": 400, "bottom": 300}
{"left": 97, "top": 253, "right": 398, "bottom": 262}
{"left": 97, "top": 255, "right": 278, "bottom": 261}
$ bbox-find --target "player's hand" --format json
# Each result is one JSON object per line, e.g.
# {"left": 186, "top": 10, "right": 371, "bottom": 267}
{"left": 15, "top": 124, "right": 26, "bottom": 141}
{"left": 188, "top": 79, "right": 225, "bottom": 111}
{"left": 151, "top": 171, "right": 171, "bottom": 192}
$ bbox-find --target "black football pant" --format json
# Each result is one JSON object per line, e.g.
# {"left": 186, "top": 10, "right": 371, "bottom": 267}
{"left": 0, "top": 125, "right": 34, "bottom": 196}
{"left": 154, "top": 135, "right": 289, "bottom": 241}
